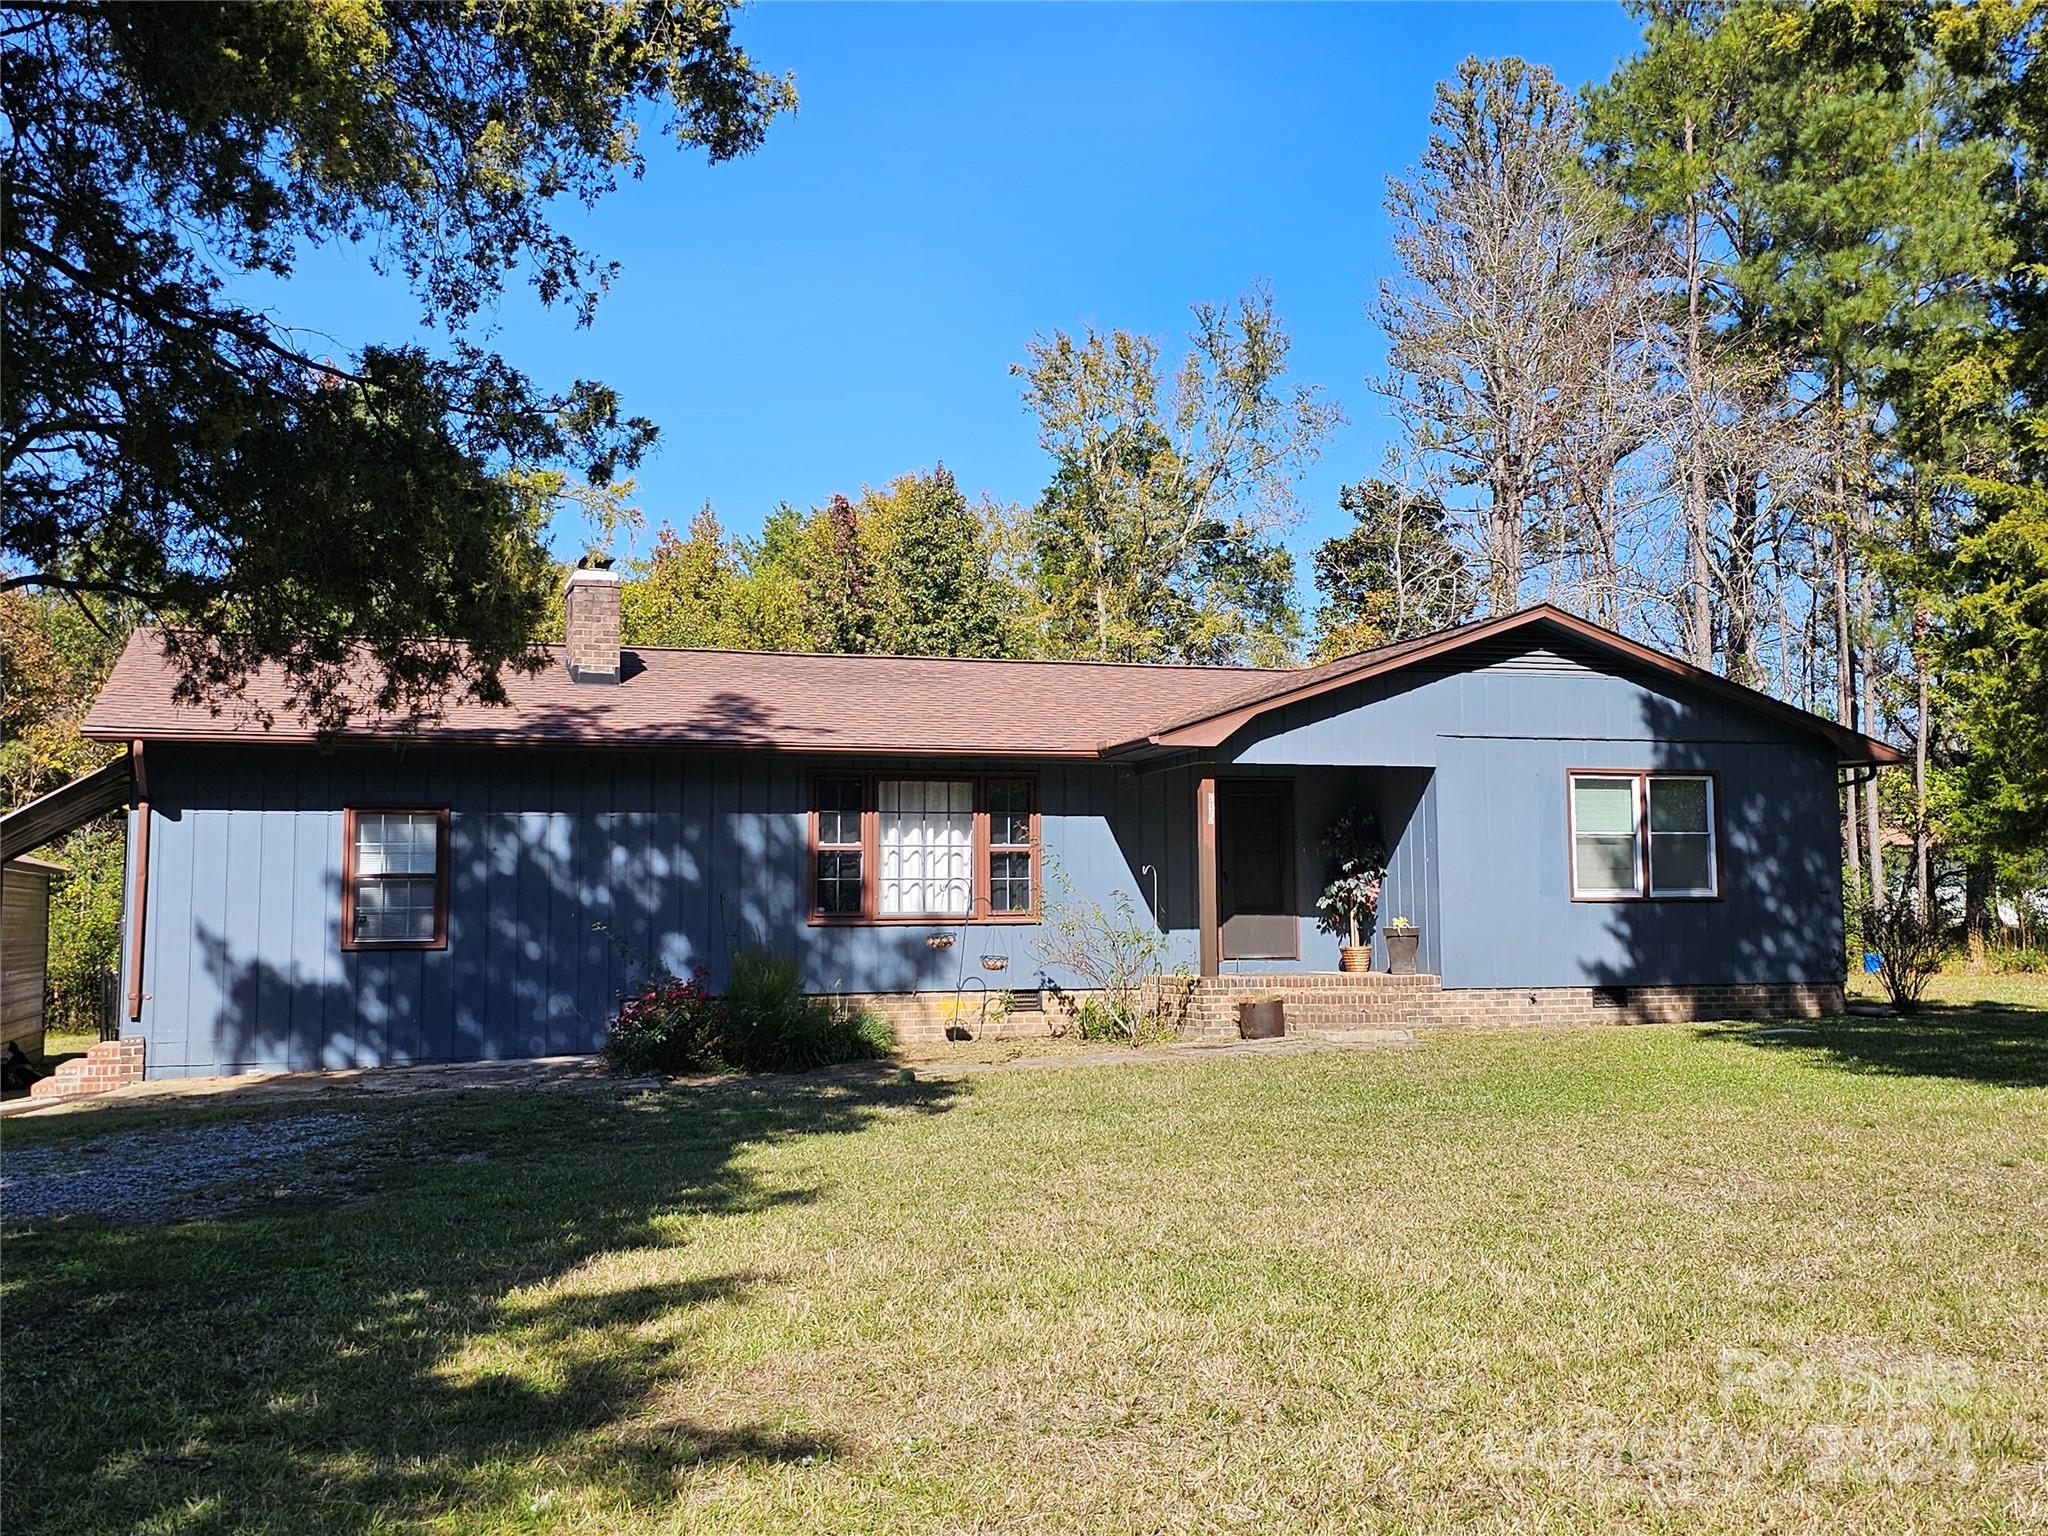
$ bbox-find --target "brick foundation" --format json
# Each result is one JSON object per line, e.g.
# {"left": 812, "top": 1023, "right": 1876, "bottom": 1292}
{"left": 28, "top": 1036, "right": 146, "bottom": 1102}
{"left": 1421, "top": 980, "right": 1844, "bottom": 1030}
{"left": 841, "top": 975, "right": 1844, "bottom": 1047}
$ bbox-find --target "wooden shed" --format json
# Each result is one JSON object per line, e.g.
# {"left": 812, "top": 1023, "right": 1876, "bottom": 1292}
{"left": 2, "top": 855, "right": 63, "bottom": 1059}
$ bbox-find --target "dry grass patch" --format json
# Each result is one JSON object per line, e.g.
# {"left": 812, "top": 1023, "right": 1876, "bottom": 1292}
{"left": 4, "top": 1012, "right": 2046, "bottom": 1534}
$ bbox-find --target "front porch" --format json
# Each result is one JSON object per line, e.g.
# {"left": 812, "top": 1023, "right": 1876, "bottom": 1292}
{"left": 1182, "top": 763, "right": 1440, "bottom": 979}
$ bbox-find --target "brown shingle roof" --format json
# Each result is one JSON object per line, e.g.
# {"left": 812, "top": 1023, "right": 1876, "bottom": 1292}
{"left": 82, "top": 606, "right": 1906, "bottom": 765}
{"left": 81, "top": 633, "right": 1287, "bottom": 756}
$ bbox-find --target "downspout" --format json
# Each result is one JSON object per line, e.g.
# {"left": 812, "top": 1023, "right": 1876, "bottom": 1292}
{"left": 125, "top": 738, "right": 149, "bottom": 1022}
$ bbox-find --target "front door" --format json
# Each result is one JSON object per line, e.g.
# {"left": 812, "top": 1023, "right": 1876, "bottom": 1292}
{"left": 1218, "top": 779, "right": 1297, "bottom": 960}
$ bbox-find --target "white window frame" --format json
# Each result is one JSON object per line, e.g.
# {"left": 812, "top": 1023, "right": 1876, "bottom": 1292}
{"left": 1568, "top": 771, "right": 1720, "bottom": 902}
{"left": 1646, "top": 774, "right": 1719, "bottom": 899}
{"left": 1568, "top": 773, "right": 1645, "bottom": 899}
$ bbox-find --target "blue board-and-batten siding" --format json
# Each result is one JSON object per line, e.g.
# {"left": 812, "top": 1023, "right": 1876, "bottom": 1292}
{"left": 123, "top": 634, "right": 1846, "bottom": 1078}
{"left": 1218, "top": 637, "right": 1847, "bottom": 990}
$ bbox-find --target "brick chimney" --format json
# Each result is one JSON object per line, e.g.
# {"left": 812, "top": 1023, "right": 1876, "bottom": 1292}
{"left": 564, "top": 559, "right": 622, "bottom": 684}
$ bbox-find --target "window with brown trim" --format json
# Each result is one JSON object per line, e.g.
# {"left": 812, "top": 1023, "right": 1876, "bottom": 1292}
{"left": 813, "top": 776, "right": 866, "bottom": 916}
{"left": 809, "top": 773, "right": 1037, "bottom": 923}
{"left": 987, "top": 778, "right": 1035, "bottom": 914}
{"left": 1567, "top": 772, "right": 1718, "bottom": 901}
{"left": 343, "top": 807, "right": 450, "bottom": 949}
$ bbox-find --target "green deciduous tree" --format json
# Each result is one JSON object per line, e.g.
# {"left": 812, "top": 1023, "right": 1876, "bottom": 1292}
{"left": 2, "top": 0, "right": 792, "bottom": 728}
{"left": 1016, "top": 285, "right": 1340, "bottom": 665}
{"left": 617, "top": 470, "right": 1026, "bottom": 658}
{"left": 1, "top": 589, "right": 137, "bottom": 1040}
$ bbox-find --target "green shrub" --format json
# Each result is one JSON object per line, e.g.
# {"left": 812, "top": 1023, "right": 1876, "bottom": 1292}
{"left": 720, "top": 949, "right": 893, "bottom": 1071}
{"left": 1987, "top": 944, "right": 2048, "bottom": 975}
{"left": 1068, "top": 998, "right": 1124, "bottom": 1042}
{"left": 606, "top": 949, "right": 894, "bottom": 1076}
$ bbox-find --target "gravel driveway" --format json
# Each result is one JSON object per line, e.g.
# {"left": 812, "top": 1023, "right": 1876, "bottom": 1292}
{"left": 1, "top": 1112, "right": 369, "bottom": 1224}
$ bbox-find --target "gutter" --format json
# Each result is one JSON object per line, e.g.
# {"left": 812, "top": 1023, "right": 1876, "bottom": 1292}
{"left": 126, "top": 739, "right": 149, "bottom": 1023}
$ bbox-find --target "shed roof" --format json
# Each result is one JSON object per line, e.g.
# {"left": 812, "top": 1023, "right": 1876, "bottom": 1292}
{"left": 0, "top": 759, "right": 132, "bottom": 862}
{"left": 81, "top": 606, "right": 1905, "bottom": 766}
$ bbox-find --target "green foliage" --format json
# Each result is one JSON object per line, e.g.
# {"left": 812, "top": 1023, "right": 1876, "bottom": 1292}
{"left": 1930, "top": 468, "right": 2048, "bottom": 860}
{"left": 0, "top": 590, "right": 130, "bottom": 806}
{"left": 42, "top": 818, "right": 125, "bottom": 1037}
{"left": 2, "top": 1, "right": 792, "bottom": 729}
{"left": 1035, "top": 863, "right": 1183, "bottom": 1045}
{"left": 618, "top": 472, "right": 1026, "bottom": 658}
{"left": 716, "top": 950, "right": 893, "bottom": 1072}
{"left": 1311, "top": 480, "right": 1475, "bottom": 658}
{"left": 1015, "top": 285, "right": 1338, "bottom": 664}
{"left": 604, "top": 953, "right": 892, "bottom": 1076}
{"left": 1066, "top": 999, "right": 1129, "bottom": 1043}
{"left": 1982, "top": 942, "right": 2048, "bottom": 975}
{"left": 1315, "top": 809, "right": 1389, "bottom": 949}
{"left": 862, "top": 468, "right": 1022, "bottom": 657}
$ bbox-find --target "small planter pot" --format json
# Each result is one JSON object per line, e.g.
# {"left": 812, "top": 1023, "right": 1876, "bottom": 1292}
{"left": 1238, "top": 995, "right": 1286, "bottom": 1040}
{"left": 1385, "top": 929, "right": 1420, "bottom": 976}
{"left": 1338, "top": 945, "right": 1373, "bottom": 974}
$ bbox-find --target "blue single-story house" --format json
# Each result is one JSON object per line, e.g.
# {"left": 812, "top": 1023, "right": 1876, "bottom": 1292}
{"left": 66, "top": 567, "right": 1900, "bottom": 1078}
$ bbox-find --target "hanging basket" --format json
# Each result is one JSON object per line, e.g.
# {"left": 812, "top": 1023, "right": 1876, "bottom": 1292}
{"left": 979, "top": 954, "right": 1009, "bottom": 972}
{"left": 925, "top": 933, "right": 956, "bottom": 951}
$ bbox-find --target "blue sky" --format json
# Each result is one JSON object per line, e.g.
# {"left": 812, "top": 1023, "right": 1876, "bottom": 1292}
{"left": 254, "top": 2, "right": 1645, "bottom": 566}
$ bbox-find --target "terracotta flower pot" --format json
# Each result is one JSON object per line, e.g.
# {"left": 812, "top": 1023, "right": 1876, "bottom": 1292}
{"left": 1339, "top": 945, "right": 1373, "bottom": 974}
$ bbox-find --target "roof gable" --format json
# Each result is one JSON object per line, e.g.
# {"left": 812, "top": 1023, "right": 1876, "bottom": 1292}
{"left": 1109, "top": 606, "right": 1904, "bottom": 766}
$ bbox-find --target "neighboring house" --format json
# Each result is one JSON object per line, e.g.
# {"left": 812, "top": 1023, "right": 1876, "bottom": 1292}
{"left": 74, "top": 567, "right": 1901, "bottom": 1079}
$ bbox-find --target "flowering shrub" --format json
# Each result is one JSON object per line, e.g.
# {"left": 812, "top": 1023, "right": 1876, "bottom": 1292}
{"left": 603, "top": 952, "right": 894, "bottom": 1075}
{"left": 604, "top": 966, "right": 728, "bottom": 1074}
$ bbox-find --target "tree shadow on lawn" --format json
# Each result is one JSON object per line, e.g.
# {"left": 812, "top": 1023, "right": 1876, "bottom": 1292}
{"left": 2, "top": 1068, "right": 959, "bottom": 1534}
{"left": 1699, "top": 1001, "right": 2048, "bottom": 1089}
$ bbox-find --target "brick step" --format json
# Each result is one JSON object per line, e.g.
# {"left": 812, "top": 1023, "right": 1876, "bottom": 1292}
{"left": 27, "top": 1037, "right": 145, "bottom": 1102}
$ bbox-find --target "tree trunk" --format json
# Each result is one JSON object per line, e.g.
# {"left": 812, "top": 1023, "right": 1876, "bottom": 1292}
{"left": 1963, "top": 859, "right": 1994, "bottom": 946}
{"left": 1914, "top": 649, "right": 1931, "bottom": 916}
{"left": 1855, "top": 482, "right": 1882, "bottom": 910}
{"left": 1830, "top": 374, "right": 1861, "bottom": 887}
{"left": 1682, "top": 116, "right": 1715, "bottom": 669}
{"left": 1725, "top": 474, "right": 1761, "bottom": 687}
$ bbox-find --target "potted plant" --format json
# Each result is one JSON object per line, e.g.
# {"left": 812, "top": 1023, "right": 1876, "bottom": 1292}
{"left": 1384, "top": 915, "right": 1420, "bottom": 976}
{"left": 1316, "top": 808, "right": 1387, "bottom": 974}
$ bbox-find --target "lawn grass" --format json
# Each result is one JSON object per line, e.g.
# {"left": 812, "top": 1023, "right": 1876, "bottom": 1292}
{"left": 4, "top": 1007, "right": 2046, "bottom": 1534}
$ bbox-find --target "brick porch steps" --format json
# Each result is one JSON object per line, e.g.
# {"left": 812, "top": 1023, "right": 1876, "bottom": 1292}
{"left": 28, "top": 1037, "right": 146, "bottom": 1102}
